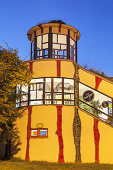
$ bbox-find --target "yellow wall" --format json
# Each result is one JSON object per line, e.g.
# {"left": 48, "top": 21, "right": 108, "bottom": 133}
{"left": 79, "top": 109, "right": 95, "bottom": 163}
{"left": 30, "top": 105, "right": 76, "bottom": 163}
{"left": 62, "top": 106, "right": 75, "bottom": 163}
{"left": 98, "top": 80, "right": 113, "bottom": 98}
{"left": 14, "top": 108, "right": 28, "bottom": 160}
{"left": 61, "top": 61, "right": 75, "bottom": 78}
{"left": 33, "top": 60, "right": 57, "bottom": 77}
{"left": 15, "top": 100, "right": 113, "bottom": 164}
{"left": 29, "top": 59, "right": 75, "bottom": 79}
{"left": 99, "top": 121, "right": 113, "bottom": 164}
{"left": 29, "top": 106, "right": 59, "bottom": 162}
{"left": 79, "top": 68, "right": 95, "bottom": 89}
{"left": 79, "top": 108, "right": 113, "bottom": 164}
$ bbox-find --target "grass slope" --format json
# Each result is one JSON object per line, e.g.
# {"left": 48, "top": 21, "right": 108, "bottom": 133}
{"left": 0, "top": 159, "right": 113, "bottom": 170}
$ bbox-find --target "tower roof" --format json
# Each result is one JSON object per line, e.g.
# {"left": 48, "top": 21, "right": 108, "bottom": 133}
{"left": 27, "top": 23, "right": 80, "bottom": 41}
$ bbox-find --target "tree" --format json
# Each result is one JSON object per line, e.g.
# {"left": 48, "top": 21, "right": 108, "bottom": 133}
{"left": 0, "top": 46, "right": 32, "bottom": 159}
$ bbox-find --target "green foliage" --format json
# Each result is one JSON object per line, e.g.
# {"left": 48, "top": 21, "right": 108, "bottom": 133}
{"left": 83, "top": 64, "right": 108, "bottom": 78}
{"left": 0, "top": 46, "right": 32, "bottom": 144}
{"left": 37, "top": 20, "right": 66, "bottom": 26}
{"left": 48, "top": 20, "right": 66, "bottom": 24}
{"left": 83, "top": 64, "right": 113, "bottom": 83}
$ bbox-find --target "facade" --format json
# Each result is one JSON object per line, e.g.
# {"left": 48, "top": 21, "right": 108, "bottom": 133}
{"left": 15, "top": 22, "right": 113, "bottom": 164}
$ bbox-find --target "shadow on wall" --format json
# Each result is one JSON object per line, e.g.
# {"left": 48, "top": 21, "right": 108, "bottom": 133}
{"left": 0, "top": 127, "right": 22, "bottom": 160}
{"left": 0, "top": 139, "right": 21, "bottom": 160}
{"left": 11, "top": 138, "right": 21, "bottom": 157}
{"left": 11, "top": 126, "right": 22, "bottom": 158}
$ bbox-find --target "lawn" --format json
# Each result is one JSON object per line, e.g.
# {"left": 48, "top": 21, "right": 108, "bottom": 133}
{"left": 0, "top": 159, "right": 113, "bottom": 170}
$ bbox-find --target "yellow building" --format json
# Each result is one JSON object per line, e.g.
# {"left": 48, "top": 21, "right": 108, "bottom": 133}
{"left": 15, "top": 21, "right": 113, "bottom": 164}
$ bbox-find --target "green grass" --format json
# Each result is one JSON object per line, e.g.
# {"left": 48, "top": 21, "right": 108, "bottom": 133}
{"left": 0, "top": 159, "right": 113, "bottom": 170}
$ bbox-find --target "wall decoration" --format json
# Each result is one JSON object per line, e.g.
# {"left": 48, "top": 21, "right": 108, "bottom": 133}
{"left": 57, "top": 60, "right": 61, "bottom": 77}
{"left": 73, "top": 108, "right": 81, "bottom": 162}
{"left": 25, "top": 62, "right": 33, "bottom": 161}
{"left": 102, "top": 101, "right": 108, "bottom": 108}
{"left": 94, "top": 76, "right": 102, "bottom": 164}
{"left": 107, "top": 101, "right": 112, "bottom": 115}
{"left": 73, "top": 63, "right": 81, "bottom": 163}
{"left": 56, "top": 61, "right": 64, "bottom": 163}
{"left": 25, "top": 105, "right": 32, "bottom": 161}
{"left": 29, "top": 62, "right": 33, "bottom": 72}
{"left": 31, "top": 129, "right": 37, "bottom": 137}
{"left": 56, "top": 106, "right": 64, "bottom": 163}
{"left": 30, "top": 128, "right": 48, "bottom": 138}
{"left": 94, "top": 118, "right": 99, "bottom": 163}
{"left": 36, "top": 123, "right": 44, "bottom": 128}
{"left": 40, "top": 130, "right": 48, "bottom": 136}
{"left": 83, "top": 90, "right": 94, "bottom": 102}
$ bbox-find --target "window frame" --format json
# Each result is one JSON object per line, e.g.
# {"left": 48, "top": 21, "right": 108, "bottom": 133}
{"left": 30, "top": 128, "right": 48, "bottom": 138}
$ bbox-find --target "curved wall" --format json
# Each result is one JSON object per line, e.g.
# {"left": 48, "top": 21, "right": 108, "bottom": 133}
{"left": 28, "top": 59, "right": 75, "bottom": 78}
{"left": 15, "top": 60, "right": 113, "bottom": 163}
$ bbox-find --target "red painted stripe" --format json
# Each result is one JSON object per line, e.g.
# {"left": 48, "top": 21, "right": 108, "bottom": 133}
{"left": 25, "top": 106, "right": 32, "bottom": 161}
{"left": 29, "top": 62, "right": 33, "bottom": 72}
{"left": 56, "top": 106, "right": 64, "bottom": 163}
{"left": 56, "top": 60, "right": 64, "bottom": 162}
{"left": 94, "top": 118, "right": 99, "bottom": 163}
{"left": 95, "top": 76, "right": 102, "bottom": 90}
{"left": 94, "top": 76, "right": 102, "bottom": 163}
{"left": 57, "top": 60, "right": 61, "bottom": 77}
{"left": 25, "top": 62, "right": 33, "bottom": 161}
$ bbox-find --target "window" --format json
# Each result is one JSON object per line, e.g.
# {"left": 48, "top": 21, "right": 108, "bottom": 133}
{"left": 37, "top": 34, "right": 49, "bottom": 59}
{"left": 30, "top": 78, "right": 44, "bottom": 105}
{"left": 53, "top": 78, "right": 62, "bottom": 104}
{"left": 31, "top": 129, "right": 37, "bottom": 137}
{"left": 32, "top": 32, "right": 77, "bottom": 60}
{"left": 30, "top": 128, "right": 48, "bottom": 138}
{"left": 16, "top": 78, "right": 75, "bottom": 107}
{"left": 79, "top": 82, "right": 113, "bottom": 124}
{"left": 40, "top": 130, "right": 48, "bottom": 136}
{"left": 52, "top": 34, "right": 67, "bottom": 59}
{"left": 31, "top": 41, "right": 34, "bottom": 59}
{"left": 16, "top": 84, "right": 28, "bottom": 107}
{"left": 64, "top": 78, "right": 74, "bottom": 105}
{"left": 45, "top": 78, "right": 51, "bottom": 104}
{"left": 32, "top": 33, "right": 77, "bottom": 60}
{"left": 70, "top": 37, "right": 76, "bottom": 61}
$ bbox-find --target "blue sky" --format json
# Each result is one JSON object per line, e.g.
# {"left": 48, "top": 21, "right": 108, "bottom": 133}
{"left": 0, "top": 0, "right": 113, "bottom": 76}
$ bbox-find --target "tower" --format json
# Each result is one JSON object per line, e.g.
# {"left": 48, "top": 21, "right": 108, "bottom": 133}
{"left": 16, "top": 21, "right": 80, "bottom": 162}
{"left": 15, "top": 21, "right": 113, "bottom": 164}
